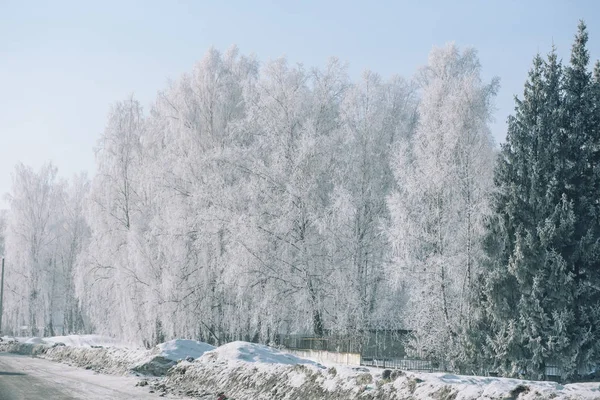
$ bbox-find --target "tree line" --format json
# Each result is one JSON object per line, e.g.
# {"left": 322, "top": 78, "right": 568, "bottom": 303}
{"left": 1, "top": 21, "right": 599, "bottom": 380}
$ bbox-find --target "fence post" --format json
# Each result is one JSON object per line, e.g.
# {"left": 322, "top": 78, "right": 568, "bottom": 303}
{"left": 0, "top": 258, "right": 4, "bottom": 335}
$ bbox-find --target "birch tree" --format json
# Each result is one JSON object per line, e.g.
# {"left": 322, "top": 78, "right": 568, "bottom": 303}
{"left": 387, "top": 44, "right": 498, "bottom": 365}
{"left": 326, "top": 71, "right": 417, "bottom": 336}
{"left": 77, "top": 97, "right": 146, "bottom": 340}
{"left": 4, "top": 163, "right": 63, "bottom": 335}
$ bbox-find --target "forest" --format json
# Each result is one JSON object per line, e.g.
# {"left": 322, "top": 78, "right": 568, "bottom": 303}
{"left": 1, "top": 21, "right": 599, "bottom": 380}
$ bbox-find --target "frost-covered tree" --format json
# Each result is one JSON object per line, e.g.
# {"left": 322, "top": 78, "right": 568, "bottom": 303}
{"left": 481, "top": 51, "right": 573, "bottom": 379}
{"left": 552, "top": 21, "right": 600, "bottom": 377}
{"left": 328, "top": 71, "right": 417, "bottom": 336}
{"left": 59, "top": 174, "right": 90, "bottom": 334}
{"left": 0, "top": 209, "right": 6, "bottom": 257}
{"left": 482, "top": 22, "right": 600, "bottom": 380}
{"left": 4, "top": 163, "right": 60, "bottom": 336}
{"left": 3, "top": 163, "right": 80, "bottom": 336}
{"left": 387, "top": 44, "right": 497, "bottom": 366}
{"left": 562, "top": 26, "right": 600, "bottom": 370}
{"left": 240, "top": 57, "right": 333, "bottom": 337}
{"left": 77, "top": 97, "right": 147, "bottom": 340}
{"left": 147, "top": 46, "right": 259, "bottom": 345}
{"left": 73, "top": 45, "right": 461, "bottom": 347}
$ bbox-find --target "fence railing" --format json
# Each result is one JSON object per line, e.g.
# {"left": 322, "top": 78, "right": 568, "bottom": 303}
{"left": 277, "top": 333, "right": 566, "bottom": 380}
{"left": 277, "top": 334, "right": 363, "bottom": 354}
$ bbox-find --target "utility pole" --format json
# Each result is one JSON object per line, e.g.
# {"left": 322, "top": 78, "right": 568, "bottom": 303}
{"left": 0, "top": 258, "right": 4, "bottom": 335}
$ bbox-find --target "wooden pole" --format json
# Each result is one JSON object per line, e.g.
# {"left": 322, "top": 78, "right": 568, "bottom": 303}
{"left": 0, "top": 258, "right": 4, "bottom": 335}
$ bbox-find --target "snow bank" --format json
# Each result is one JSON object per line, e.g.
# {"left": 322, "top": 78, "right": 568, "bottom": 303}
{"left": 157, "top": 339, "right": 215, "bottom": 362}
{"left": 44, "top": 334, "right": 132, "bottom": 348}
{"left": 43, "top": 345, "right": 152, "bottom": 375}
{"left": 0, "top": 335, "right": 217, "bottom": 377}
{"left": 131, "top": 339, "right": 216, "bottom": 376}
{"left": 4, "top": 336, "right": 600, "bottom": 399}
{"left": 9, "top": 334, "right": 132, "bottom": 348}
{"left": 162, "top": 343, "right": 600, "bottom": 400}
{"left": 166, "top": 363, "right": 600, "bottom": 399}
{"left": 205, "top": 341, "right": 323, "bottom": 367}
{"left": 24, "top": 337, "right": 47, "bottom": 345}
{"left": 0, "top": 335, "right": 151, "bottom": 375}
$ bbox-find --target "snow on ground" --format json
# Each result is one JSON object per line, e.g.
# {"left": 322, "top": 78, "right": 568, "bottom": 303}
{"left": 207, "top": 340, "right": 323, "bottom": 367}
{"left": 44, "top": 334, "right": 134, "bottom": 348}
{"left": 165, "top": 341, "right": 600, "bottom": 399}
{"left": 0, "top": 352, "right": 185, "bottom": 399}
{"left": 157, "top": 339, "right": 215, "bottom": 361}
{"left": 23, "top": 336, "right": 46, "bottom": 345}
{"left": 17, "top": 334, "right": 133, "bottom": 348}
{"left": 4, "top": 336, "right": 600, "bottom": 399}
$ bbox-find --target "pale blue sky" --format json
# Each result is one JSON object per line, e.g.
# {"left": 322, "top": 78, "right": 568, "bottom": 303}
{"left": 1, "top": 0, "right": 599, "bottom": 208}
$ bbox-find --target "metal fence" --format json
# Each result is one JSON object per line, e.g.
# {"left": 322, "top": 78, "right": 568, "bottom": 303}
{"left": 277, "top": 334, "right": 362, "bottom": 354}
{"left": 277, "top": 332, "right": 445, "bottom": 371}
{"left": 360, "top": 357, "right": 445, "bottom": 372}
{"left": 277, "top": 333, "right": 566, "bottom": 380}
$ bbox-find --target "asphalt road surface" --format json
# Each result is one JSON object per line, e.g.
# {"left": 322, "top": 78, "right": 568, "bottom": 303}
{"left": 0, "top": 352, "right": 181, "bottom": 399}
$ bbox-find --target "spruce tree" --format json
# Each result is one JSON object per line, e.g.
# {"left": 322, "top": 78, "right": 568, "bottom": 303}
{"left": 481, "top": 21, "right": 600, "bottom": 380}
{"left": 560, "top": 21, "right": 600, "bottom": 376}
{"left": 479, "top": 54, "right": 546, "bottom": 378}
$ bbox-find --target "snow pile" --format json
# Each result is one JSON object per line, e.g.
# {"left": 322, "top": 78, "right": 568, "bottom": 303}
{"left": 0, "top": 335, "right": 150, "bottom": 375}
{"left": 6, "top": 334, "right": 131, "bottom": 348}
{"left": 37, "top": 337, "right": 216, "bottom": 376}
{"left": 205, "top": 341, "right": 323, "bottom": 367}
{"left": 161, "top": 342, "right": 600, "bottom": 399}
{"left": 24, "top": 337, "right": 47, "bottom": 345}
{"left": 132, "top": 339, "right": 216, "bottom": 376}
{"left": 44, "top": 334, "right": 132, "bottom": 348}
{"left": 5, "top": 336, "right": 600, "bottom": 399}
{"left": 1, "top": 335, "right": 217, "bottom": 376}
{"left": 157, "top": 339, "right": 215, "bottom": 362}
{"left": 43, "top": 344, "right": 152, "bottom": 375}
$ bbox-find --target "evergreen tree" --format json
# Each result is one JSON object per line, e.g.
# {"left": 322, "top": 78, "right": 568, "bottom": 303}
{"left": 481, "top": 22, "right": 600, "bottom": 380}
{"left": 481, "top": 54, "right": 557, "bottom": 378}
{"left": 560, "top": 21, "right": 600, "bottom": 376}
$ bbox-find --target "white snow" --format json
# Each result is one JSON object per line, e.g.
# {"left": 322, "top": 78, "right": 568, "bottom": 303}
{"left": 45, "top": 334, "right": 133, "bottom": 348}
{"left": 204, "top": 340, "right": 324, "bottom": 367}
{"left": 0, "top": 353, "right": 184, "bottom": 399}
{"left": 157, "top": 339, "right": 215, "bottom": 361}
{"left": 15, "top": 334, "right": 134, "bottom": 348}
{"left": 288, "top": 370, "right": 307, "bottom": 387}
{"left": 24, "top": 336, "right": 46, "bottom": 344}
{"left": 7, "top": 335, "right": 600, "bottom": 399}
{"left": 167, "top": 343, "right": 600, "bottom": 399}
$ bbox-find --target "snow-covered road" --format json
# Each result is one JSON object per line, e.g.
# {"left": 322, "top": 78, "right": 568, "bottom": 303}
{"left": 0, "top": 352, "right": 181, "bottom": 399}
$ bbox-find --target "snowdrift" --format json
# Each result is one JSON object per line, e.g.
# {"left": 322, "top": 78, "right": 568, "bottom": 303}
{"left": 0, "top": 335, "right": 217, "bottom": 376}
{"left": 165, "top": 358, "right": 600, "bottom": 400}
{"left": 44, "top": 334, "right": 132, "bottom": 348}
{"left": 157, "top": 339, "right": 215, "bottom": 362}
{"left": 160, "top": 341, "right": 600, "bottom": 399}
{"left": 18, "top": 334, "right": 131, "bottom": 348}
{"left": 3, "top": 336, "right": 600, "bottom": 399}
{"left": 204, "top": 341, "right": 323, "bottom": 367}
{"left": 24, "top": 336, "right": 47, "bottom": 345}
{"left": 132, "top": 339, "right": 216, "bottom": 376}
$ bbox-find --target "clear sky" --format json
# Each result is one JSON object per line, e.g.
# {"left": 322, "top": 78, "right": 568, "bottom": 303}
{"left": 1, "top": 0, "right": 599, "bottom": 208}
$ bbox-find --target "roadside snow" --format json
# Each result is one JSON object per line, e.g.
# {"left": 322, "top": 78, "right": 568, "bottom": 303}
{"left": 45, "top": 334, "right": 133, "bottom": 348}
{"left": 24, "top": 337, "right": 46, "bottom": 345}
{"left": 206, "top": 341, "right": 323, "bottom": 367}
{"left": 13, "top": 334, "right": 134, "bottom": 348}
{"left": 157, "top": 339, "right": 215, "bottom": 361}
{"left": 163, "top": 343, "right": 600, "bottom": 400}
{"left": 2, "top": 335, "right": 218, "bottom": 377}
{"left": 0, "top": 353, "right": 184, "bottom": 399}
{"left": 5, "top": 336, "right": 600, "bottom": 399}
